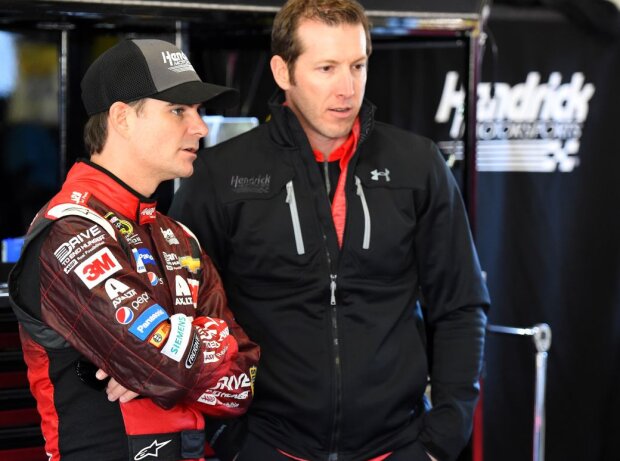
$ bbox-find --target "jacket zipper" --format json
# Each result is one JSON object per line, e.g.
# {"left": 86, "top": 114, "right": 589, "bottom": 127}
{"left": 286, "top": 180, "right": 305, "bottom": 255}
{"left": 326, "top": 243, "right": 341, "bottom": 460}
{"left": 355, "top": 176, "right": 371, "bottom": 250}
{"left": 313, "top": 196, "right": 341, "bottom": 460}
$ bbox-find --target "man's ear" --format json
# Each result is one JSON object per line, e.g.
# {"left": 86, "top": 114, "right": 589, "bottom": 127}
{"left": 270, "top": 55, "right": 291, "bottom": 90}
{"left": 108, "top": 101, "right": 131, "bottom": 139}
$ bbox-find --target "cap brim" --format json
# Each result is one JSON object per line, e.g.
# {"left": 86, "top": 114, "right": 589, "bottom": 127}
{"left": 152, "top": 80, "right": 240, "bottom": 110}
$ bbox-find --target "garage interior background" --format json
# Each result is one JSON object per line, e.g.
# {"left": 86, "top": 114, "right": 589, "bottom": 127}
{"left": 0, "top": 1, "right": 619, "bottom": 460}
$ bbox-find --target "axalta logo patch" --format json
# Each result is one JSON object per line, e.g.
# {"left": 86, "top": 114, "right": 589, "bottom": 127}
{"left": 105, "top": 278, "right": 138, "bottom": 307}
{"left": 75, "top": 247, "right": 122, "bottom": 289}
{"left": 175, "top": 275, "right": 195, "bottom": 307}
{"left": 435, "top": 71, "right": 596, "bottom": 173}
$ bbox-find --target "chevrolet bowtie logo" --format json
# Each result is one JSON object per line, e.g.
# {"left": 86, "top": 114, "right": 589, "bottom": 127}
{"left": 134, "top": 439, "right": 172, "bottom": 460}
{"left": 370, "top": 168, "right": 390, "bottom": 182}
{"left": 180, "top": 256, "right": 201, "bottom": 274}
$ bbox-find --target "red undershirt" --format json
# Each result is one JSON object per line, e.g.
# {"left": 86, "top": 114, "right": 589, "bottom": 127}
{"left": 312, "top": 118, "right": 361, "bottom": 248}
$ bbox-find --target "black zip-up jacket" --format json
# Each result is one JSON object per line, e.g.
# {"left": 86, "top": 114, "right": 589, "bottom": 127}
{"left": 169, "top": 92, "right": 490, "bottom": 461}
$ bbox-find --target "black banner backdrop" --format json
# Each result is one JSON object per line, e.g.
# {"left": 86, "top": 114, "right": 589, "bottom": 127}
{"left": 368, "top": 5, "right": 620, "bottom": 461}
{"left": 443, "top": 7, "right": 619, "bottom": 461}
{"left": 475, "top": 8, "right": 620, "bottom": 461}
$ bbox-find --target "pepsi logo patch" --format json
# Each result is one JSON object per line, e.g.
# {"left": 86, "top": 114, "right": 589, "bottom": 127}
{"left": 148, "top": 272, "right": 160, "bottom": 286}
{"left": 116, "top": 306, "right": 134, "bottom": 325}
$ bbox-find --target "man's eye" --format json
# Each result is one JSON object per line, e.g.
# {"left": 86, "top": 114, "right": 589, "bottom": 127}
{"left": 171, "top": 108, "right": 184, "bottom": 116}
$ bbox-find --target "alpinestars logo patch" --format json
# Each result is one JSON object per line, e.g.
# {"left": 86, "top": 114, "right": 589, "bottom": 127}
{"left": 134, "top": 439, "right": 172, "bottom": 460}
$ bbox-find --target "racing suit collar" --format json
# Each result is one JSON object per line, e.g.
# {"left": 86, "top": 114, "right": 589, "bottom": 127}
{"left": 50, "top": 159, "right": 158, "bottom": 225}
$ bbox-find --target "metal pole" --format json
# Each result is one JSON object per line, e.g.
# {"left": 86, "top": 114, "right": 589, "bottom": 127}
{"left": 59, "top": 28, "right": 69, "bottom": 182}
{"left": 532, "top": 324, "right": 551, "bottom": 461}
{"left": 486, "top": 323, "right": 552, "bottom": 461}
{"left": 173, "top": 20, "right": 187, "bottom": 194}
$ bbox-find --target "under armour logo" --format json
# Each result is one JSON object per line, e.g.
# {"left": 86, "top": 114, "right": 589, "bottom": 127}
{"left": 370, "top": 168, "right": 390, "bottom": 182}
{"left": 134, "top": 439, "right": 172, "bottom": 460}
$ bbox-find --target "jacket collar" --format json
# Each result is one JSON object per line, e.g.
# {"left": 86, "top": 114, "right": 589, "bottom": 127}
{"left": 267, "top": 89, "right": 376, "bottom": 149}
{"left": 48, "top": 159, "right": 158, "bottom": 225}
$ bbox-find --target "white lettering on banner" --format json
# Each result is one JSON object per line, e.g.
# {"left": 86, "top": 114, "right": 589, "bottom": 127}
{"left": 434, "top": 71, "right": 596, "bottom": 173}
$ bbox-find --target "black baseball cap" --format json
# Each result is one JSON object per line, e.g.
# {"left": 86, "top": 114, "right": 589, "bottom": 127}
{"left": 81, "top": 39, "right": 239, "bottom": 115}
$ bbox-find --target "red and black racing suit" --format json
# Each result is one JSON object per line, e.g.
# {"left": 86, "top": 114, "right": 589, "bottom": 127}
{"left": 9, "top": 160, "right": 260, "bottom": 461}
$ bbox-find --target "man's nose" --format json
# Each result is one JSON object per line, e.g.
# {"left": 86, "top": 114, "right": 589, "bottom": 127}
{"left": 336, "top": 70, "right": 355, "bottom": 98}
{"left": 190, "top": 110, "right": 209, "bottom": 137}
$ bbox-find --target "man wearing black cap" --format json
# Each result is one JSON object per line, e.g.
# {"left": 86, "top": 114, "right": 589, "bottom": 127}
{"left": 8, "top": 39, "right": 259, "bottom": 461}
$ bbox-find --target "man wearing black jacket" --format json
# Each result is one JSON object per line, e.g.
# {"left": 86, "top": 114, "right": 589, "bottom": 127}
{"left": 169, "top": 1, "right": 490, "bottom": 460}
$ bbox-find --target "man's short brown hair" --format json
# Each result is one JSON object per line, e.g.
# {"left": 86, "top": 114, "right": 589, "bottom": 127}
{"left": 271, "top": 0, "right": 372, "bottom": 82}
{"left": 83, "top": 99, "right": 146, "bottom": 156}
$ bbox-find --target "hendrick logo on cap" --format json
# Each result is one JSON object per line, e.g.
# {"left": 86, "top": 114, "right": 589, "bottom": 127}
{"left": 81, "top": 38, "right": 240, "bottom": 115}
{"left": 161, "top": 50, "right": 195, "bottom": 73}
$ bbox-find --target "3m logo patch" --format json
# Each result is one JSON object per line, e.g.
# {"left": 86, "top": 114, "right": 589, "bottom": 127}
{"left": 75, "top": 247, "right": 122, "bottom": 289}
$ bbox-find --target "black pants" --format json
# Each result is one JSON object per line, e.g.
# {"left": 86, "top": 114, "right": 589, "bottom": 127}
{"left": 235, "top": 433, "right": 431, "bottom": 461}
